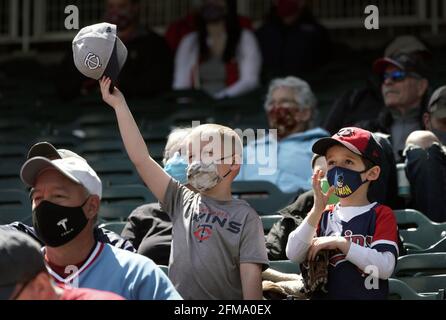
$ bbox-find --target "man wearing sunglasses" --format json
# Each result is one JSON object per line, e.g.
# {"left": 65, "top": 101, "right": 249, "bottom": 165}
{"left": 371, "top": 52, "right": 429, "bottom": 162}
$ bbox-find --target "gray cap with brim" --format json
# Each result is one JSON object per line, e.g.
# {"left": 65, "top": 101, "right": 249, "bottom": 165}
{"left": 0, "top": 230, "right": 46, "bottom": 300}
{"left": 72, "top": 22, "right": 127, "bottom": 87}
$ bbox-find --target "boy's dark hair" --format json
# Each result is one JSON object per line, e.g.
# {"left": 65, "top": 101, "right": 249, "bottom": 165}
{"left": 362, "top": 157, "right": 376, "bottom": 171}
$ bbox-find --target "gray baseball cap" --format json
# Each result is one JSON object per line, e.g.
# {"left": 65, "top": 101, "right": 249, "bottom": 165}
{"left": 72, "top": 22, "right": 127, "bottom": 86}
{"left": 428, "top": 86, "right": 446, "bottom": 118}
{"left": 0, "top": 229, "right": 46, "bottom": 300}
{"left": 384, "top": 35, "right": 430, "bottom": 57}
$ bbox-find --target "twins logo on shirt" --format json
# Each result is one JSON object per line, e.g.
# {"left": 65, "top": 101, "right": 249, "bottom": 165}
{"left": 194, "top": 224, "right": 213, "bottom": 242}
{"left": 192, "top": 206, "right": 242, "bottom": 242}
{"left": 329, "top": 230, "right": 373, "bottom": 267}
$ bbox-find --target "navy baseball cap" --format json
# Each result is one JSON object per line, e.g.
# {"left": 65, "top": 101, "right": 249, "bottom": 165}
{"left": 0, "top": 230, "right": 46, "bottom": 300}
{"left": 312, "top": 127, "right": 382, "bottom": 166}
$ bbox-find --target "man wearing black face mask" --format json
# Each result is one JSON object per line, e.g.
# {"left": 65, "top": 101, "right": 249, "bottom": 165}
{"left": 18, "top": 151, "right": 181, "bottom": 300}
{"left": 1, "top": 142, "right": 134, "bottom": 252}
{"left": 56, "top": 0, "right": 173, "bottom": 100}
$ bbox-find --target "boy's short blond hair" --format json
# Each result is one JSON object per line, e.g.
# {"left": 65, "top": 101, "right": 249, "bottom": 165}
{"left": 188, "top": 124, "right": 243, "bottom": 164}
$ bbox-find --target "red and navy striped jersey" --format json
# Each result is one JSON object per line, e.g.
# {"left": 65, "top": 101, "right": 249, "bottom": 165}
{"left": 314, "top": 203, "right": 399, "bottom": 300}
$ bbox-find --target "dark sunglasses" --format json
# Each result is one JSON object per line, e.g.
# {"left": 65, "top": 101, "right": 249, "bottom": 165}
{"left": 382, "top": 70, "right": 421, "bottom": 82}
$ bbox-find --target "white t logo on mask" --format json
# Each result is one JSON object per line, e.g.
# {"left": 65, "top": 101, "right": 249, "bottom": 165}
{"left": 57, "top": 218, "right": 69, "bottom": 231}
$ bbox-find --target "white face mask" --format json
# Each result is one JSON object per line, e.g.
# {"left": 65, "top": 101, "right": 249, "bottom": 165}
{"left": 187, "top": 159, "right": 232, "bottom": 192}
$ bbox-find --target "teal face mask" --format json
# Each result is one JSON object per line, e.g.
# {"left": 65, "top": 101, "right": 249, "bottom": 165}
{"left": 164, "top": 152, "right": 188, "bottom": 184}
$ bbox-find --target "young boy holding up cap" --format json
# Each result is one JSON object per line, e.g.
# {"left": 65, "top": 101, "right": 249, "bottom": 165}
{"left": 99, "top": 77, "right": 268, "bottom": 300}
{"left": 286, "top": 127, "right": 399, "bottom": 299}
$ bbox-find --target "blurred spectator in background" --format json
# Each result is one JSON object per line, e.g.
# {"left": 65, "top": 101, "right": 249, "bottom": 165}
{"left": 358, "top": 42, "right": 431, "bottom": 162}
{"left": 122, "top": 127, "right": 192, "bottom": 266}
{"left": 423, "top": 85, "right": 446, "bottom": 145}
{"left": 0, "top": 230, "right": 124, "bottom": 300}
{"left": 237, "top": 77, "right": 329, "bottom": 194}
{"left": 173, "top": 0, "right": 261, "bottom": 99}
{"left": 324, "top": 35, "right": 431, "bottom": 136}
{"left": 256, "top": 0, "right": 330, "bottom": 83}
{"left": 57, "top": 0, "right": 173, "bottom": 100}
{"left": 403, "top": 87, "right": 446, "bottom": 222}
{"left": 165, "top": 0, "right": 252, "bottom": 53}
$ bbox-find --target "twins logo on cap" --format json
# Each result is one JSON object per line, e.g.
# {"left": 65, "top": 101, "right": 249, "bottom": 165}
{"left": 84, "top": 53, "right": 102, "bottom": 70}
{"left": 337, "top": 128, "right": 354, "bottom": 138}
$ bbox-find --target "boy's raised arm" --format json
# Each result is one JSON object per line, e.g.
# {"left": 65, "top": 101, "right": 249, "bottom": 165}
{"left": 99, "top": 77, "right": 171, "bottom": 202}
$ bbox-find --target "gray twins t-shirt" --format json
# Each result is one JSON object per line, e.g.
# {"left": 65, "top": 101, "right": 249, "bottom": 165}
{"left": 160, "top": 179, "right": 269, "bottom": 300}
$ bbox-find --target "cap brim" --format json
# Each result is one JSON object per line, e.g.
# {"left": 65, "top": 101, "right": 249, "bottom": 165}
{"left": 312, "top": 137, "right": 363, "bottom": 158}
{"left": 103, "top": 36, "right": 127, "bottom": 87}
{"left": 0, "top": 285, "right": 16, "bottom": 300}
{"left": 20, "top": 157, "right": 81, "bottom": 188}
{"left": 373, "top": 57, "right": 405, "bottom": 74}
{"left": 27, "top": 142, "right": 61, "bottom": 160}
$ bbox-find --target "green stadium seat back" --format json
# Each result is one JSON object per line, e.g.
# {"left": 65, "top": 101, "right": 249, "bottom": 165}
{"left": 396, "top": 276, "right": 446, "bottom": 295}
{"left": 99, "top": 185, "right": 157, "bottom": 221}
{"left": 76, "top": 140, "right": 126, "bottom": 159}
{"left": 407, "top": 237, "right": 446, "bottom": 254}
{"left": 395, "top": 209, "right": 446, "bottom": 249}
{"left": 394, "top": 253, "right": 446, "bottom": 277}
{"left": 261, "top": 215, "right": 282, "bottom": 233}
{"left": 231, "top": 181, "right": 294, "bottom": 215}
{"left": 388, "top": 278, "right": 443, "bottom": 300}
{"left": 269, "top": 260, "right": 300, "bottom": 274}
{"left": 89, "top": 158, "right": 141, "bottom": 187}
{"left": 0, "top": 190, "right": 32, "bottom": 224}
{"left": 0, "top": 145, "right": 27, "bottom": 162}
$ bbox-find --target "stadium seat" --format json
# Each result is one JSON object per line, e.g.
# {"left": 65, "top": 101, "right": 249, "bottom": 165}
{"left": 261, "top": 215, "right": 282, "bottom": 233}
{"left": 74, "top": 126, "right": 121, "bottom": 140}
{"left": 269, "top": 260, "right": 300, "bottom": 274}
{"left": 231, "top": 181, "right": 295, "bottom": 215}
{"left": 388, "top": 278, "right": 444, "bottom": 300}
{"left": 393, "top": 253, "right": 446, "bottom": 294}
{"left": 98, "top": 221, "right": 126, "bottom": 235}
{"left": 0, "top": 163, "right": 26, "bottom": 191}
{"left": 0, "top": 190, "right": 32, "bottom": 224}
{"left": 99, "top": 185, "right": 157, "bottom": 221}
{"left": 0, "top": 145, "right": 28, "bottom": 162}
{"left": 395, "top": 209, "right": 446, "bottom": 250}
{"left": 407, "top": 237, "right": 446, "bottom": 255}
{"left": 88, "top": 158, "right": 141, "bottom": 187}
{"left": 32, "top": 135, "right": 81, "bottom": 150}
{"left": 76, "top": 112, "right": 117, "bottom": 128}
{"left": 394, "top": 253, "right": 446, "bottom": 277}
{"left": 76, "top": 140, "right": 126, "bottom": 160}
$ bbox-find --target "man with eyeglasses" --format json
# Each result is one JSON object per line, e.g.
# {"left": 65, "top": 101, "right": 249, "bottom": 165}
{"left": 323, "top": 36, "right": 431, "bottom": 164}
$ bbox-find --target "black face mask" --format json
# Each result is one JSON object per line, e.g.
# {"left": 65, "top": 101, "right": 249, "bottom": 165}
{"left": 32, "top": 199, "right": 89, "bottom": 248}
